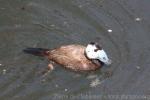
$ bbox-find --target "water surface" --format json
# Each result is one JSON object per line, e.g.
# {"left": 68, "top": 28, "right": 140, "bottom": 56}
{"left": 0, "top": 0, "right": 150, "bottom": 100}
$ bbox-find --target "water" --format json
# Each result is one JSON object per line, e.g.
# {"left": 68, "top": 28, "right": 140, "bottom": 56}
{"left": 0, "top": 0, "right": 150, "bottom": 100}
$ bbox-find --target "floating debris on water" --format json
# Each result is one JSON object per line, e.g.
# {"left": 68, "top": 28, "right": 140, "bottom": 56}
{"left": 64, "top": 89, "right": 68, "bottom": 92}
{"left": 90, "top": 78, "right": 101, "bottom": 87}
{"left": 136, "top": 66, "right": 140, "bottom": 70}
{"left": 87, "top": 74, "right": 98, "bottom": 79}
{"left": 50, "top": 24, "right": 55, "bottom": 27}
{"left": 107, "top": 29, "right": 112, "bottom": 33}
{"left": 135, "top": 17, "right": 141, "bottom": 21}
{"left": 55, "top": 84, "right": 58, "bottom": 88}
{"left": 2, "top": 69, "right": 6, "bottom": 74}
{"left": 63, "top": 21, "right": 68, "bottom": 25}
{"left": 41, "top": 79, "right": 46, "bottom": 83}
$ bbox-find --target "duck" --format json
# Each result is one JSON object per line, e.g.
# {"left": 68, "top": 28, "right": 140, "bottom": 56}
{"left": 23, "top": 42, "right": 111, "bottom": 71}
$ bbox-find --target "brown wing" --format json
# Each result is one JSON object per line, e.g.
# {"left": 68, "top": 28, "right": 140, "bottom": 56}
{"left": 48, "top": 45, "right": 85, "bottom": 62}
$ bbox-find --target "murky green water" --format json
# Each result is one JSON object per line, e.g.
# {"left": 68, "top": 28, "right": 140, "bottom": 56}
{"left": 0, "top": 0, "right": 150, "bottom": 100}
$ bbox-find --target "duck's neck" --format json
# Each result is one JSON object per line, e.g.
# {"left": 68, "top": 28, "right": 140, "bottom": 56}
{"left": 84, "top": 51, "right": 89, "bottom": 60}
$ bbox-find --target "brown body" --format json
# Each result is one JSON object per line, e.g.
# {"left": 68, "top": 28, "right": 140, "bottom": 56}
{"left": 24, "top": 44, "right": 101, "bottom": 71}
{"left": 47, "top": 45, "right": 101, "bottom": 71}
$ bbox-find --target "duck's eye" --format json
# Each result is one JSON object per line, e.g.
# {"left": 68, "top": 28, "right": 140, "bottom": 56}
{"left": 94, "top": 49, "right": 99, "bottom": 52}
{"left": 103, "top": 57, "right": 106, "bottom": 60}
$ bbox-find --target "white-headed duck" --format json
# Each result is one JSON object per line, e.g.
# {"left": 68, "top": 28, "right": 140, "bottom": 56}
{"left": 24, "top": 42, "right": 111, "bottom": 71}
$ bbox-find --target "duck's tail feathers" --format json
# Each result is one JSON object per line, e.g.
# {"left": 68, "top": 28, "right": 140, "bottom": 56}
{"left": 23, "top": 48, "right": 49, "bottom": 56}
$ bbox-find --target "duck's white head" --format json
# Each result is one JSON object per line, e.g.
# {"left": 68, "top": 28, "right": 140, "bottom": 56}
{"left": 85, "top": 42, "right": 112, "bottom": 65}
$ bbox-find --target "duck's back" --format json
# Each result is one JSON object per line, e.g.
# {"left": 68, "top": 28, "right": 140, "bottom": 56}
{"left": 48, "top": 45, "right": 100, "bottom": 71}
